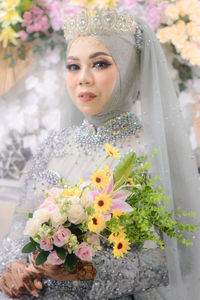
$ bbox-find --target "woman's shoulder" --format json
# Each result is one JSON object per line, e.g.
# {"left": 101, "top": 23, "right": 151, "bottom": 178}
{"left": 25, "top": 125, "right": 79, "bottom": 185}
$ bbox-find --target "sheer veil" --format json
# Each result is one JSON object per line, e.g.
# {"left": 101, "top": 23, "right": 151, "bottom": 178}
{"left": 60, "top": 15, "right": 200, "bottom": 300}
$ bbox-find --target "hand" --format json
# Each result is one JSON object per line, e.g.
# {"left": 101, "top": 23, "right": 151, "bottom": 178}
{"left": 0, "top": 260, "right": 43, "bottom": 298}
{"left": 29, "top": 252, "right": 96, "bottom": 281}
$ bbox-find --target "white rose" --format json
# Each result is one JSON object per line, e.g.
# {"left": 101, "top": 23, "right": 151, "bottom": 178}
{"left": 68, "top": 196, "right": 81, "bottom": 205}
{"left": 80, "top": 189, "right": 93, "bottom": 208}
{"left": 68, "top": 204, "right": 87, "bottom": 225}
{"left": 34, "top": 209, "right": 50, "bottom": 225}
{"left": 50, "top": 209, "right": 68, "bottom": 228}
{"left": 24, "top": 218, "right": 41, "bottom": 236}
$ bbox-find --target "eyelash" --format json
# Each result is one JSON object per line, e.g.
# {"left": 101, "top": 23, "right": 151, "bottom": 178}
{"left": 66, "top": 60, "right": 111, "bottom": 71}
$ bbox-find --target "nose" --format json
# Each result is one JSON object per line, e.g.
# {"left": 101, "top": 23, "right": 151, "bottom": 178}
{"left": 79, "top": 66, "right": 93, "bottom": 86}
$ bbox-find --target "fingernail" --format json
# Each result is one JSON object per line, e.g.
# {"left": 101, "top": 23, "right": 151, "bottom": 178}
{"left": 31, "top": 290, "right": 39, "bottom": 297}
{"left": 35, "top": 280, "right": 43, "bottom": 289}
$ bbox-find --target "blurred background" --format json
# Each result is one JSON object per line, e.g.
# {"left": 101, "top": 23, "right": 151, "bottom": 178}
{"left": 0, "top": 0, "right": 200, "bottom": 241}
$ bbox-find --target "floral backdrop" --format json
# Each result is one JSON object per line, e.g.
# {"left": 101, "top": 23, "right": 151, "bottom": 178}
{"left": 0, "top": 0, "right": 200, "bottom": 181}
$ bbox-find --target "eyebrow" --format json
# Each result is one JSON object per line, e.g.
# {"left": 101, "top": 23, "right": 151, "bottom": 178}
{"left": 67, "top": 52, "right": 112, "bottom": 60}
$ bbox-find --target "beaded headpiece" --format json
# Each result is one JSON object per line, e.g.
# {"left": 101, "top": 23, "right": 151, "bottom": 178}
{"left": 63, "top": 8, "right": 143, "bottom": 51}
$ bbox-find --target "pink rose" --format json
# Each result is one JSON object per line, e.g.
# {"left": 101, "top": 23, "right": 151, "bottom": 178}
{"left": 75, "top": 242, "right": 94, "bottom": 262}
{"left": 47, "top": 188, "right": 62, "bottom": 198}
{"left": 18, "top": 30, "right": 28, "bottom": 40}
{"left": 53, "top": 226, "right": 71, "bottom": 247}
{"left": 47, "top": 251, "right": 64, "bottom": 265}
{"left": 86, "top": 232, "right": 100, "bottom": 246}
{"left": 40, "top": 236, "right": 53, "bottom": 251}
{"left": 40, "top": 198, "right": 57, "bottom": 212}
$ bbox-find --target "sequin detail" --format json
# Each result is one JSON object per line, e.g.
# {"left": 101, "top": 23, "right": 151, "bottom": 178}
{"left": 26, "top": 112, "right": 142, "bottom": 187}
{"left": 76, "top": 112, "right": 142, "bottom": 149}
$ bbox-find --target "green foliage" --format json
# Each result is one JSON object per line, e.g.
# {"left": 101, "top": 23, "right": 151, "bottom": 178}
{"left": 55, "top": 247, "right": 66, "bottom": 261}
{"left": 64, "top": 253, "right": 77, "bottom": 271}
{"left": 22, "top": 241, "right": 37, "bottom": 253}
{"left": 19, "top": 0, "right": 32, "bottom": 12}
{"left": 110, "top": 151, "right": 199, "bottom": 249}
{"left": 35, "top": 251, "right": 49, "bottom": 266}
{"left": 114, "top": 152, "right": 136, "bottom": 190}
{"left": 9, "top": 59, "right": 17, "bottom": 68}
{"left": 3, "top": 52, "right": 13, "bottom": 59}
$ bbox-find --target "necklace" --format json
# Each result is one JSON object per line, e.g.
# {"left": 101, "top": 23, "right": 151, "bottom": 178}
{"left": 76, "top": 111, "right": 142, "bottom": 148}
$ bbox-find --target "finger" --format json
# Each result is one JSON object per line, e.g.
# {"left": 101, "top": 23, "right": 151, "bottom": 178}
{"left": 11, "top": 263, "right": 24, "bottom": 290}
{"left": 30, "top": 290, "right": 39, "bottom": 297}
{"left": 17, "top": 264, "right": 37, "bottom": 295}
{"left": 34, "top": 279, "right": 43, "bottom": 290}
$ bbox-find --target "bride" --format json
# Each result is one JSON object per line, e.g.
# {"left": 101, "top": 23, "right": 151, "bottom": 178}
{"left": 0, "top": 7, "right": 200, "bottom": 300}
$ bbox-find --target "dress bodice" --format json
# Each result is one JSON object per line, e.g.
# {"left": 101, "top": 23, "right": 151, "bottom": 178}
{"left": 0, "top": 112, "right": 168, "bottom": 300}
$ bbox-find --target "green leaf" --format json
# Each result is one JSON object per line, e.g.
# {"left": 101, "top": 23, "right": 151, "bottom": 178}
{"left": 64, "top": 253, "right": 77, "bottom": 272}
{"left": 28, "top": 213, "right": 33, "bottom": 218}
{"left": 48, "top": 40, "right": 57, "bottom": 50}
{"left": 20, "top": 0, "right": 32, "bottom": 12}
{"left": 22, "top": 242, "right": 37, "bottom": 253}
{"left": 55, "top": 247, "right": 66, "bottom": 260}
{"left": 179, "top": 83, "right": 186, "bottom": 92}
{"left": 3, "top": 52, "right": 13, "bottom": 59}
{"left": 18, "top": 53, "right": 26, "bottom": 60}
{"left": 33, "top": 45, "right": 43, "bottom": 55}
{"left": 30, "top": 237, "right": 38, "bottom": 245}
{"left": 35, "top": 251, "right": 49, "bottom": 266}
{"left": 40, "top": 35, "right": 51, "bottom": 41}
{"left": 9, "top": 59, "right": 17, "bottom": 68}
{"left": 113, "top": 152, "right": 136, "bottom": 190}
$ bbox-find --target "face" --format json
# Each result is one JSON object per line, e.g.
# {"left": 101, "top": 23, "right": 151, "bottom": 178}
{"left": 66, "top": 36, "right": 118, "bottom": 115}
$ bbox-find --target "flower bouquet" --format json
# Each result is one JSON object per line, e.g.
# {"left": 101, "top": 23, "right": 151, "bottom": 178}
{"left": 22, "top": 144, "right": 198, "bottom": 280}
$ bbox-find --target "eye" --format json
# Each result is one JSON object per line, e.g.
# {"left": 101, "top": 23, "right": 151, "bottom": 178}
{"left": 66, "top": 64, "right": 80, "bottom": 71}
{"left": 93, "top": 60, "right": 111, "bottom": 69}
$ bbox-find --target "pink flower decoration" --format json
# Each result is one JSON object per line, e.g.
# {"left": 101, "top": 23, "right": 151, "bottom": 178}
{"left": 86, "top": 232, "right": 100, "bottom": 246}
{"left": 47, "top": 188, "right": 62, "bottom": 198}
{"left": 75, "top": 242, "right": 94, "bottom": 262}
{"left": 40, "top": 236, "right": 53, "bottom": 251}
{"left": 47, "top": 251, "right": 64, "bottom": 265}
{"left": 40, "top": 198, "right": 57, "bottom": 212}
{"left": 22, "top": 3, "right": 50, "bottom": 34}
{"left": 18, "top": 30, "right": 28, "bottom": 40}
{"left": 92, "top": 174, "right": 133, "bottom": 214}
{"left": 53, "top": 226, "right": 71, "bottom": 247}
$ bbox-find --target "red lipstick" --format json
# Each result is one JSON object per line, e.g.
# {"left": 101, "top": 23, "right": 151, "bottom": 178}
{"left": 78, "top": 92, "right": 96, "bottom": 102}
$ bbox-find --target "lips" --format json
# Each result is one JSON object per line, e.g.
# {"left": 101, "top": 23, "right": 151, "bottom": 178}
{"left": 78, "top": 92, "right": 96, "bottom": 102}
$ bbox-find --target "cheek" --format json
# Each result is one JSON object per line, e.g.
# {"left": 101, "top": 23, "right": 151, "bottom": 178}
{"left": 97, "top": 69, "right": 117, "bottom": 92}
{"left": 66, "top": 74, "right": 76, "bottom": 94}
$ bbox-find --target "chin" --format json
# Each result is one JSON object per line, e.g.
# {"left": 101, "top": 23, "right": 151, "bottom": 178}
{"left": 78, "top": 106, "right": 101, "bottom": 116}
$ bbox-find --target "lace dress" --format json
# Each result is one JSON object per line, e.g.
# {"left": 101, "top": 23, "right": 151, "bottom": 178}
{"left": 0, "top": 112, "right": 168, "bottom": 300}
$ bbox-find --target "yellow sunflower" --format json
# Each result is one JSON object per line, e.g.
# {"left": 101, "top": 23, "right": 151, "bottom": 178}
{"left": 91, "top": 169, "right": 109, "bottom": 190}
{"left": 112, "top": 208, "right": 124, "bottom": 219}
{"left": 105, "top": 144, "right": 121, "bottom": 159}
{"left": 88, "top": 213, "right": 105, "bottom": 233}
{"left": 63, "top": 188, "right": 81, "bottom": 198}
{"left": 93, "top": 193, "right": 112, "bottom": 214}
{"left": 108, "top": 230, "right": 126, "bottom": 244}
{"left": 104, "top": 164, "right": 111, "bottom": 177}
{"left": 113, "top": 238, "right": 131, "bottom": 258}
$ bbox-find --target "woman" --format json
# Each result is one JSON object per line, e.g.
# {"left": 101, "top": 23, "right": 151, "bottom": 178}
{"left": 0, "top": 7, "right": 200, "bottom": 300}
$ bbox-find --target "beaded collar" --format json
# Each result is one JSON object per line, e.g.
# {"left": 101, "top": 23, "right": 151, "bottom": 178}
{"left": 76, "top": 111, "right": 142, "bottom": 147}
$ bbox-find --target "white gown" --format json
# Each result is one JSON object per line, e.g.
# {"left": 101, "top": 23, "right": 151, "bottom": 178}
{"left": 0, "top": 112, "right": 169, "bottom": 300}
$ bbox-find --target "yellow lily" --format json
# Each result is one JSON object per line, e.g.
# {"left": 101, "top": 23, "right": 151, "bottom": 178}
{"left": 0, "top": 8, "right": 22, "bottom": 27}
{"left": 0, "top": 0, "right": 20, "bottom": 8}
{"left": 0, "top": 26, "right": 19, "bottom": 48}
